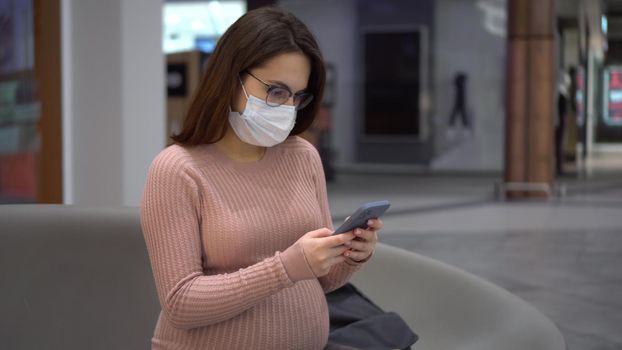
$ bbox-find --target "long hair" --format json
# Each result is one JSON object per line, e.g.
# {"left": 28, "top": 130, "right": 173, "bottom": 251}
{"left": 171, "top": 6, "right": 326, "bottom": 145}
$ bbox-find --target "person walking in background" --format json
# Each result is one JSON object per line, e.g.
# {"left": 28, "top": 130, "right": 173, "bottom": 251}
{"left": 445, "top": 71, "right": 472, "bottom": 141}
{"left": 556, "top": 73, "right": 569, "bottom": 176}
{"left": 555, "top": 68, "right": 577, "bottom": 176}
{"left": 140, "top": 7, "right": 382, "bottom": 350}
{"left": 448, "top": 72, "right": 470, "bottom": 129}
{"left": 555, "top": 67, "right": 577, "bottom": 176}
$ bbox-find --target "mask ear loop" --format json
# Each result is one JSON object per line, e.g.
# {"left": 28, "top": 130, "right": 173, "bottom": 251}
{"left": 230, "top": 76, "right": 250, "bottom": 113}
{"left": 238, "top": 76, "right": 250, "bottom": 99}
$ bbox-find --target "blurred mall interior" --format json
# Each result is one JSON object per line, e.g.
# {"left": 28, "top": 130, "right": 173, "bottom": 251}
{"left": 0, "top": 0, "right": 621, "bottom": 349}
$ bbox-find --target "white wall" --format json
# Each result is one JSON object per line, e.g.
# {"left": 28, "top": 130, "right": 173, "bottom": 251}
{"left": 431, "top": 0, "right": 506, "bottom": 171}
{"left": 278, "top": 0, "right": 358, "bottom": 165}
{"left": 120, "top": 0, "right": 166, "bottom": 206}
{"left": 62, "top": 0, "right": 165, "bottom": 206}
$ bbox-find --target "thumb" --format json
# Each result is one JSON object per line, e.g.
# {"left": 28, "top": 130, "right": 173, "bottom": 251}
{"left": 305, "top": 227, "right": 333, "bottom": 238}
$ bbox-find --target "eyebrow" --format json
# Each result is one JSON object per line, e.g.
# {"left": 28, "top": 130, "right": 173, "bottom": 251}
{"left": 266, "top": 79, "right": 307, "bottom": 94}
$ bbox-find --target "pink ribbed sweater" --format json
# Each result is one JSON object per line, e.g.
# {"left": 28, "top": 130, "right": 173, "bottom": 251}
{"left": 140, "top": 136, "right": 363, "bottom": 350}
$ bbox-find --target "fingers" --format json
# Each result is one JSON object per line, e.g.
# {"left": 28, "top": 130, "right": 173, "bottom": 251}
{"left": 299, "top": 225, "right": 377, "bottom": 276}
{"left": 327, "top": 255, "right": 347, "bottom": 266}
{"left": 344, "top": 228, "right": 377, "bottom": 261}
{"left": 344, "top": 249, "right": 371, "bottom": 262}
{"left": 328, "top": 244, "right": 351, "bottom": 257}
{"left": 304, "top": 243, "right": 348, "bottom": 277}
{"left": 366, "top": 218, "right": 384, "bottom": 231}
{"left": 352, "top": 227, "right": 378, "bottom": 243}
{"left": 306, "top": 227, "right": 333, "bottom": 238}
{"left": 347, "top": 233, "right": 376, "bottom": 251}
{"left": 323, "top": 231, "right": 355, "bottom": 247}
{"left": 305, "top": 219, "right": 383, "bottom": 268}
{"left": 348, "top": 238, "right": 372, "bottom": 251}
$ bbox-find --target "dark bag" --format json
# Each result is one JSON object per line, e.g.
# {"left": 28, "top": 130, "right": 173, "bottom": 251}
{"left": 326, "top": 283, "right": 418, "bottom": 350}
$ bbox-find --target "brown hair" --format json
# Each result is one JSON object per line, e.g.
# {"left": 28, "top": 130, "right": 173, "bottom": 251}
{"left": 171, "top": 6, "right": 326, "bottom": 145}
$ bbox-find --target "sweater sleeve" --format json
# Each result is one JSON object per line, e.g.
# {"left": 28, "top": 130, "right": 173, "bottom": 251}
{"left": 140, "top": 150, "right": 306, "bottom": 330}
{"left": 304, "top": 143, "right": 364, "bottom": 293}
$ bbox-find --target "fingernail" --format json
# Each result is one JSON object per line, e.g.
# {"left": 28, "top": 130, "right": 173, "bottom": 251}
{"left": 355, "top": 229, "right": 361, "bottom": 235}
{"left": 367, "top": 219, "right": 373, "bottom": 226}
{"left": 344, "top": 251, "right": 350, "bottom": 257}
{"left": 344, "top": 241, "right": 352, "bottom": 247}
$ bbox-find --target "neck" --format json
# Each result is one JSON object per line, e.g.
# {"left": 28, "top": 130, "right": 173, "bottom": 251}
{"left": 214, "top": 126, "right": 266, "bottom": 163}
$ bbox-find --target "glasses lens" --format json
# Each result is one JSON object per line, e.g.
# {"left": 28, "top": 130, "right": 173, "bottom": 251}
{"left": 266, "top": 86, "right": 291, "bottom": 107}
{"left": 294, "top": 93, "right": 314, "bottom": 110}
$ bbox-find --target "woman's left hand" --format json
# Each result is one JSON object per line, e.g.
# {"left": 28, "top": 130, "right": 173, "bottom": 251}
{"left": 343, "top": 218, "right": 383, "bottom": 262}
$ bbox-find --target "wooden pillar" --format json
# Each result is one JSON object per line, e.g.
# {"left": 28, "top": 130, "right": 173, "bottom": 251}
{"left": 504, "top": 0, "right": 555, "bottom": 199}
{"left": 33, "top": 0, "right": 63, "bottom": 203}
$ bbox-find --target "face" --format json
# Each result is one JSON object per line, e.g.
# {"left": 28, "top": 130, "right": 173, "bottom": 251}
{"left": 233, "top": 52, "right": 311, "bottom": 113}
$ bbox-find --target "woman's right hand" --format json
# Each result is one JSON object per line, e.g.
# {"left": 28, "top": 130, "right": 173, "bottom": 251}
{"left": 281, "top": 228, "right": 355, "bottom": 282}
{"left": 294, "top": 228, "right": 355, "bottom": 278}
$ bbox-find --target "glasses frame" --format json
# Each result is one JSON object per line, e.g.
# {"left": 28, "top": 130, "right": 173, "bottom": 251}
{"left": 244, "top": 71, "right": 314, "bottom": 110}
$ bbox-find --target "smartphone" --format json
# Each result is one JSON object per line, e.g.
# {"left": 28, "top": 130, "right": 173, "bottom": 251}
{"left": 333, "top": 200, "right": 391, "bottom": 234}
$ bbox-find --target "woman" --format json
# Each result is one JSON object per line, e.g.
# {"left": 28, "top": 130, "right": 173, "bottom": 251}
{"left": 141, "top": 7, "right": 382, "bottom": 350}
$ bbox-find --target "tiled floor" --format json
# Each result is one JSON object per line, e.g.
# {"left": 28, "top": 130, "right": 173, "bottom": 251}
{"left": 327, "top": 172, "right": 622, "bottom": 350}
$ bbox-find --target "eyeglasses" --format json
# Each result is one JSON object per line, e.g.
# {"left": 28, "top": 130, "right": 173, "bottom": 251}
{"left": 244, "top": 71, "right": 314, "bottom": 110}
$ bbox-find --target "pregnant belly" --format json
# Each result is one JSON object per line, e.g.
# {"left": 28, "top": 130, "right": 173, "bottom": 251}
{"left": 153, "top": 279, "right": 329, "bottom": 350}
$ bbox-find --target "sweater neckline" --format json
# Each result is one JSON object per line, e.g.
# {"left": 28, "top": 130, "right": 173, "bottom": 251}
{"left": 205, "top": 142, "right": 278, "bottom": 172}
